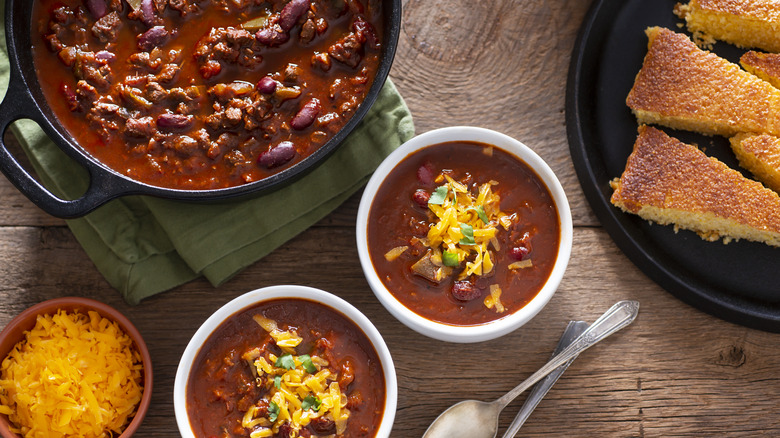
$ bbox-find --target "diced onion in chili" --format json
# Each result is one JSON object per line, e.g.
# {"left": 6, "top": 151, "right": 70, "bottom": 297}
{"left": 384, "top": 246, "right": 408, "bottom": 261}
{"left": 508, "top": 259, "right": 533, "bottom": 270}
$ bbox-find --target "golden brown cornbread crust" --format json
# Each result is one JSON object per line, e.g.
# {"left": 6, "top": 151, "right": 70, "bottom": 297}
{"left": 741, "top": 51, "right": 780, "bottom": 89}
{"left": 626, "top": 27, "right": 780, "bottom": 137}
{"left": 730, "top": 132, "right": 780, "bottom": 192}
{"left": 676, "top": 0, "right": 780, "bottom": 52}
{"left": 611, "top": 126, "right": 780, "bottom": 246}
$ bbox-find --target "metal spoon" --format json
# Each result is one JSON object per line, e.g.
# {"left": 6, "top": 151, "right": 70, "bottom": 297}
{"left": 501, "top": 320, "right": 588, "bottom": 438}
{"left": 422, "top": 300, "right": 640, "bottom": 438}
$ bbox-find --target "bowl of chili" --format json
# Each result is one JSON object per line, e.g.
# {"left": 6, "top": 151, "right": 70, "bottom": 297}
{"left": 0, "top": 297, "right": 152, "bottom": 438}
{"left": 0, "top": 0, "right": 400, "bottom": 218}
{"left": 174, "top": 285, "right": 397, "bottom": 438}
{"left": 356, "top": 126, "right": 573, "bottom": 343}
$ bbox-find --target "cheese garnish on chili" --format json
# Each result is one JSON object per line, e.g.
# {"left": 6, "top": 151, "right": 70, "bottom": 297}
{"left": 245, "top": 316, "right": 350, "bottom": 437}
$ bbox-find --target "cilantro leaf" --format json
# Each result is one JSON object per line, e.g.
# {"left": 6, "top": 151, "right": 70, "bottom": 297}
{"left": 301, "top": 395, "right": 322, "bottom": 411}
{"left": 442, "top": 250, "right": 459, "bottom": 267}
{"left": 428, "top": 185, "right": 449, "bottom": 205}
{"left": 274, "top": 375, "right": 282, "bottom": 389}
{"left": 268, "top": 401, "right": 280, "bottom": 422}
{"left": 275, "top": 354, "right": 295, "bottom": 370}
{"left": 459, "top": 223, "right": 475, "bottom": 245}
{"left": 473, "top": 205, "right": 489, "bottom": 224}
{"left": 299, "top": 354, "right": 317, "bottom": 373}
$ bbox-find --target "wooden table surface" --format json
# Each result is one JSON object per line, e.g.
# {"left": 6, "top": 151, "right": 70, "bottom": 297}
{"left": 3, "top": 0, "right": 780, "bottom": 436}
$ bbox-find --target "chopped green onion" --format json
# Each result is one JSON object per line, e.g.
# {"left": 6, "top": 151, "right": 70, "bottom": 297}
{"left": 459, "top": 223, "right": 475, "bottom": 245}
{"left": 442, "top": 250, "right": 460, "bottom": 267}
{"left": 428, "top": 185, "right": 449, "bottom": 205}
{"left": 299, "top": 354, "right": 317, "bottom": 373}
{"left": 275, "top": 354, "right": 295, "bottom": 370}
{"left": 301, "top": 395, "right": 322, "bottom": 411}
{"left": 268, "top": 401, "right": 280, "bottom": 422}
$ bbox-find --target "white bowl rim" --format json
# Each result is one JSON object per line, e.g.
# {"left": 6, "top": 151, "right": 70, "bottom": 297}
{"left": 173, "top": 285, "right": 398, "bottom": 438}
{"left": 356, "top": 126, "right": 573, "bottom": 343}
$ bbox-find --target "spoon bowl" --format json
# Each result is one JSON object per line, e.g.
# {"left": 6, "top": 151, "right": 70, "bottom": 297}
{"left": 424, "top": 400, "right": 502, "bottom": 438}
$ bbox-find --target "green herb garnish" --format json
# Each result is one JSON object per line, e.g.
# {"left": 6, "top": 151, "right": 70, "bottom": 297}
{"left": 301, "top": 395, "right": 322, "bottom": 411}
{"left": 268, "top": 401, "right": 280, "bottom": 422}
{"left": 442, "top": 250, "right": 459, "bottom": 267}
{"left": 299, "top": 354, "right": 317, "bottom": 373}
{"left": 275, "top": 354, "right": 295, "bottom": 370}
{"left": 428, "top": 185, "right": 449, "bottom": 205}
{"left": 459, "top": 223, "right": 475, "bottom": 245}
{"left": 472, "top": 205, "right": 489, "bottom": 224}
{"left": 274, "top": 375, "right": 282, "bottom": 389}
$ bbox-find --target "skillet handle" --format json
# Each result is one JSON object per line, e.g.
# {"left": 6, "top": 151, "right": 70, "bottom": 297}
{"left": 0, "top": 76, "right": 131, "bottom": 218}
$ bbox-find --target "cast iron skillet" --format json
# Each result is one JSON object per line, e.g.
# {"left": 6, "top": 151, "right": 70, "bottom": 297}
{"left": 0, "top": 0, "right": 401, "bottom": 218}
{"left": 567, "top": 0, "right": 780, "bottom": 332}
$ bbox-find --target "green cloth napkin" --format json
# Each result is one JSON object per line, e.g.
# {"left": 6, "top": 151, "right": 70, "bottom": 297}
{"left": 0, "top": 7, "right": 414, "bottom": 304}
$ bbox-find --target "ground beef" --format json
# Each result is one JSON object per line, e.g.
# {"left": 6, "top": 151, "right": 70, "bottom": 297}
{"left": 91, "top": 11, "right": 122, "bottom": 42}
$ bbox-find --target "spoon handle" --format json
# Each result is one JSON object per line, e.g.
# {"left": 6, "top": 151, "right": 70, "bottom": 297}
{"left": 501, "top": 320, "right": 589, "bottom": 438}
{"left": 496, "top": 300, "right": 639, "bottom": 408}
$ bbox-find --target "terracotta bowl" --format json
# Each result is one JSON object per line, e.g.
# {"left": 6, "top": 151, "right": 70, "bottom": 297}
{"left": 0, "top": 297, "right": 153, "bottom": 438}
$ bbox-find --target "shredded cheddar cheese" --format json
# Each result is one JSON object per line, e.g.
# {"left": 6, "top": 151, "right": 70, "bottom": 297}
{"left": 246, "top": 317, "right": 350, "bottom": 436}
{"left": 484, "top": 284, "right": 506, "bottom": 313}
{"left": 0, "top": 310, "right": 143, "bottom": 438}
{"left": 412, "top": 172, "right": 518, "bottom": 312}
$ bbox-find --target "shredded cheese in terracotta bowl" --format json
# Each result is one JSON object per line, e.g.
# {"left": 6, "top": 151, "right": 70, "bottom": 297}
{"left": 0, "top": 297, "right": 152, "bottom": 438}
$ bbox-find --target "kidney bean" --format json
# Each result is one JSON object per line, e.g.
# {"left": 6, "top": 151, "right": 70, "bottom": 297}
{"left": 258, "top": 141, "right": 296, "bottom": 168}
{"left": 353, "top": 15, "right": 379, "bottom": 50}
{"left": 157, "top": 113, "right": 193, "bottom": 130}
{"left": 85, "top": 0, "right": 108, "bottom": 18}
{"left": 416, "top": 162, "right": 435, "bottom": 185}
{"left": 290, "top": 98, "right": 320, "bottom": 130}
{"left": 509, "top": 245, "right": 530, "bottom": 261}
{"left": 140, "top": 0, "right": 158, "bottom": 26}
{"left": 279, "top": 0, "right": 311, "bottom": 31}
{"left": 137, "top": 26, "right": 169, "bottom": 51}
{"left": 94, "top": 50, "right": 116, "bottom": 63}
{"left": 255, "top": 27, "right": 289, "bottom": 46}
{"left": 451, "top": 281, "right": 481, "bottom": 301}
{"left": 413, "top": 189, "right": 430, "bottom": 208}
{"left": 256, "top": 76, "right": 277, "bottom": 94}
{"left": 309, "top": 417, "right": 337, "bottom": 434}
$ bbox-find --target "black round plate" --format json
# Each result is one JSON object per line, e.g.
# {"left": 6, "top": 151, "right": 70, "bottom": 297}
{"left": 566, "top": 0, "right": 780, "bottom": 332}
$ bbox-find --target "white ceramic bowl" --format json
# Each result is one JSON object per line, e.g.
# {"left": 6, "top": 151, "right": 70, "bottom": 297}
{"left": 173, "top": 285, "right": 397, "bottom": 437}
{"left": 356, "top": 126, "right": 573, "bottom": 343}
